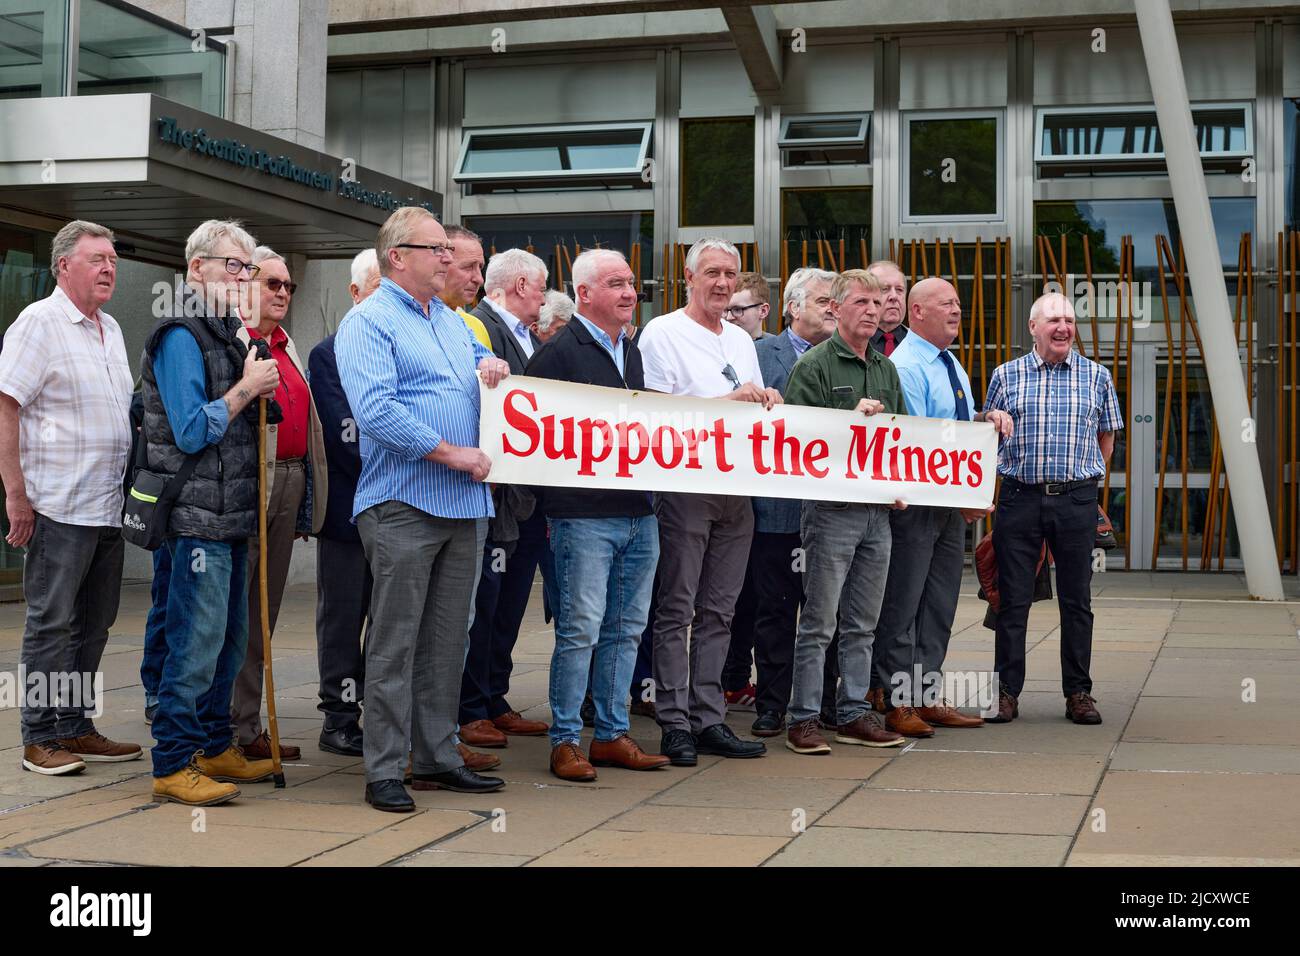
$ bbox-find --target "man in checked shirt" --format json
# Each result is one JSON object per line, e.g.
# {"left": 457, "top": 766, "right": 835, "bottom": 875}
{"left": 982, "top": 292, "right": 1123, "bottom": 726}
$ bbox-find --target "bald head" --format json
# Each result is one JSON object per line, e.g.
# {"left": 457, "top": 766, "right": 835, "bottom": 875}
{"left": 906, "top": 277, "right": 963, "bottom": 350}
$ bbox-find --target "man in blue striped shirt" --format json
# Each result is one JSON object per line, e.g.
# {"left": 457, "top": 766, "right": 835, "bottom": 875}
{"left": 982, "top": 291, "right": 1123, "bottom": 727}
{"left": 335, "top": 207, "right": 512, "bottom": 812}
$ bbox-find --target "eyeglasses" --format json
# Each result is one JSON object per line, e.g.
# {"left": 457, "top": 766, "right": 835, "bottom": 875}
{"left": 262, "top": 278, "right": 298, "bottom": 295}
{"left": 723, "top": 303, "right": 764, "bottom": 319}
{"left": 396, "top": 243, "right": 455, "bottom": 258}
{"left": 722, "top": 363, "right": 742, "bottom": 391}
{"left": 199, "top": 256, "right": 260, "bottom": 278}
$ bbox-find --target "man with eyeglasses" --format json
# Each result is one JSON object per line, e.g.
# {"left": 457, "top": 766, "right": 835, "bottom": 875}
{"left": 636, "top": 236, "right": 782, "bottom": 767}
{"left": 336, "top": 207, "right": 511, "bottom": 811}
{"left": 141, "top": 219, "right": 282, "bottom": 806}
{"left": 723, "top": 272, "right": 771, "bottom": 342}
{"left": 0, "top": 220, "right": 141, "bottom": 777}
{"left": 228, "top": 246, "right": 329, "bottom": 762}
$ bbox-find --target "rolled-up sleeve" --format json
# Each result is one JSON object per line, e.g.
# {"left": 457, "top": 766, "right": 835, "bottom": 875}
{"left": 155, "top": 327, "right": 229, "bottom": 454}
{"left": 336, "top": 314, "right": 443, "bottom": 460}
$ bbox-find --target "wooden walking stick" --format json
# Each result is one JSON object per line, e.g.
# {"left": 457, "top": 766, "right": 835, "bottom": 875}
{"left": 257, "top": 395, "right": 286, "bottom": 788}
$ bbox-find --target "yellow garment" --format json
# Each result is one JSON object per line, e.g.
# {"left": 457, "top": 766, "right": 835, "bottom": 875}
{"left": 457, "top": 307, "right": 492, "bottom": 349}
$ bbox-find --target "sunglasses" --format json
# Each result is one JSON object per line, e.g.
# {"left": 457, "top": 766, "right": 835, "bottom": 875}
{"left": 722, "top": 363, "right": 742, "bottom": 390}
{"left": 262, "top": 278, "right": 297, "bottom": 295}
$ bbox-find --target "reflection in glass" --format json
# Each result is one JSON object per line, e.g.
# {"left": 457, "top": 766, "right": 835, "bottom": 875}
{"left": 907, "top": 116, "right": 999, "bottom": 218}
{"left": 681, "top": 118, "right": 754, "bottom": 226}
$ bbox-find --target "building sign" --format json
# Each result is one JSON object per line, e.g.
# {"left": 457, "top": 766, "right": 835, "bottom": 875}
{"left": 155, "top": 115, "right": 433, "bottom": 213}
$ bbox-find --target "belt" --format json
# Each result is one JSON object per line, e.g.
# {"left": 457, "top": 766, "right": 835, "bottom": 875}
{"left": 1004, "top": 476, "right": 1099, "bottom": 496}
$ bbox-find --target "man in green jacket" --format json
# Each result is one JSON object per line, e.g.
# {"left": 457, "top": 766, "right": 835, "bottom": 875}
{"left": 782, "top": 269, "right": 909, "bottom": 755}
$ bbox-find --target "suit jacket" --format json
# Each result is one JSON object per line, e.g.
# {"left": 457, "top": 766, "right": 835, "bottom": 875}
{"left": 472, "top": 297, "right": 541, "bottom": 374}
{"left": 306, "top": 333, "right": 358, "bottom": 542}
{"left": 752, "top": 329, "right": 804, "bottom": 535}
{"left": 236, "top": 324, "right": 327, "bottom": 536}
{"left": 870, "top": 323, "right": 909, "bottom": 356}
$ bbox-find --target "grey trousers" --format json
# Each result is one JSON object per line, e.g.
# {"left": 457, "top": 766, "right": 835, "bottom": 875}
{"left": 232, "top": 459, "right": 305, "bottom": 745}
{"left": 357, "top": 500, "right": 484, "bottom": 783}
{"left": 651, "top": 492, "right": 754, "bottom": 734}
{"left": 874, "top": 506, "right": 966, "bottom": 705}
{"left": 788, "top": 502, "right": 891, "bottom": 726}
{"left": 19, "top": 513, "right": 123, "bottom": 745}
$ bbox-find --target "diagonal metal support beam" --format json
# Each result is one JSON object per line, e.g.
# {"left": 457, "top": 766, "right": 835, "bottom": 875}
{"left": 720, "top": 4, "right": 782, "bottom": 94}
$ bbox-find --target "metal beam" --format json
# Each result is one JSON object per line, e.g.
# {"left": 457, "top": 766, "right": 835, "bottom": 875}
{"left": 720, "top": 4, "right": 781, "bottom": 95}
{"left": 1135, "top": 0, "right": 1284, "bottom": 600}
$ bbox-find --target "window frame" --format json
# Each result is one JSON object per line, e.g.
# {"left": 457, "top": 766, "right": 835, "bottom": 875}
{"left": 1034, "top": 102, "right": 1254, "bottom": 167}
{"left": 901, "top": 108, "right": 1005, "bottom": 224}
{"left": 452, "top": 121, "right": 653, "bottom": 186}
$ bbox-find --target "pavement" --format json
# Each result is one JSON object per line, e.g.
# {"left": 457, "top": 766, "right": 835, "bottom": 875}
{"left": 1, "top": 570, "right": 1298, "bottom": 867}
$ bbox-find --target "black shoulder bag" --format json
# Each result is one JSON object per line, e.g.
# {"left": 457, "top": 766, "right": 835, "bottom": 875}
{"left": 121, "top": 433, "right": 202, "bottom": 552}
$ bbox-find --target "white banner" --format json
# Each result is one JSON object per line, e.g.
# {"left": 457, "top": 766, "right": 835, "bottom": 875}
{"left": 479, "top": 376, "right": 999, "bottom": 509}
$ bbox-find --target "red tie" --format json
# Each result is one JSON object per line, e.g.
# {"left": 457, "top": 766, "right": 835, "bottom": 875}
{"left": 883, "top": 331, "right": 896, "bottom": 356}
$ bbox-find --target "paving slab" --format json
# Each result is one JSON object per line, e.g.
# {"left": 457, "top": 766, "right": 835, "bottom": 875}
{"left": 528, "top": 829, "right": 788, "bottom": 866}
{"left": 1123, "top": 697, "right": 1298, "bottom": 746}
{"left": 765, "top": 826, "right": 1072, "bottom": 867}
{"left": 820, "top": 788, "right": 1091, "bottom": 835}
{"left": 865, "top": 750, "right": 1107, "bottom": 796}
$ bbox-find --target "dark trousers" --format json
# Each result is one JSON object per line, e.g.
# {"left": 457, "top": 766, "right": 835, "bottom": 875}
{"left": 724, "top": 531, "right": 802, "bottom": 716}
{"left": 459, "top": 511, "right": 546, "bottom": 724}
{"left": 316, "top": 536, "right": 372, "bottom": 726}
{"left": 874, "top": 506, "right": 967, "bottom": 704}
{"left": 993, "top": 480, "right": 1098, "bottom": 698}
{"left": 722, "top": 561, "right": 757, "bottom": 693}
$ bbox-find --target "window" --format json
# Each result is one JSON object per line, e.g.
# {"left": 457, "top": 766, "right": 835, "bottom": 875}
{"left": 779, "top": 113, "right": 869, "bottom": 167}
{"left": 680, "top": 117, "right": 754, "bottom": 226}
{"left": 1286, "top": 99, "right": 1299, "bottom": 231}
{"left": 1036, "top": 103, "right": 1252, "bottom": 177}
{"left": 0, "top": 0, "right": 69, "bottom": 98}
{"left": 453, "top": 123, "right": 652, "bottom": 191}
{"left": 327, "top": 66, "right": 432, "bottom": 189}
{"left": 781, "top": 188, "right": 872, "bottom": 272}
{"left": 903, "top": 111, "right": 1002, "bottom": 222}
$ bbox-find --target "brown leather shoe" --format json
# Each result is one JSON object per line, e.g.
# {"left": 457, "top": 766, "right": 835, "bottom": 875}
{"left": 459, "top": 719, "right": 508, "bottom": 748}
{"left": 550, "top": 742, "right": 597, "bottom": 781}
{"left": 492, "top": 710, "right": 548, "bottom": 736}
{"left": 628, "top": 699, "right": 657, "bottom": 719}
{"left": 835, "top": 712, "right": 905, "bottom": 748}
{"left": 917, "top": 702, "right": 984, "bottom": 728}
{"left": 241, "top": 731, "right": 301, "bottom": 762}
{"left": 589, "top": 735, "right": 670, "bottom": 771}
{"left": 986, "top": 689, "right": 1019, "bottom": 724}
{"left": 1066, "top": 692, "right": 1102, "bottom": 725}
{"left": 457, "top": 743, "right": 501, "bottom": 772}
{"left": 885, "top": 705, "right": 935, "bottom": 738}
{"left": 21, "top": 741, "right": 86, "bottom": 776}
{"left": 866, "top": 687, "right": 887, "bottom": 713}
{"left": 57, "top": 732, "right": 144, "bottom": 762}
{"left": 785, "top": 717, "right": 831, "bottom": 755}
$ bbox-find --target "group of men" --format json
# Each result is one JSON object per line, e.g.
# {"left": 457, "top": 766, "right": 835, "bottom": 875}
{"left": 0, "top": 211, "right": 1121, "bottom": 813}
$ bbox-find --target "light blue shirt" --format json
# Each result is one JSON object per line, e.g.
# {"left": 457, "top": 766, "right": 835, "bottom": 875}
{"left": 889, "top": 332, "right": 975, "bottom": 421}
{"left": 335, "top": 277, "right": 495, "bottom": 521}
{"left": 787, "top": 328, "right": 812, "bottom": 356}
{"left": 155, "top": 326, "right": 230, "bottom": 453}
{"left": 575, "top": 313, "right": 627, "bottom": 377}
{"left": 496, "top": 301, "right": 535, "bottom": 359}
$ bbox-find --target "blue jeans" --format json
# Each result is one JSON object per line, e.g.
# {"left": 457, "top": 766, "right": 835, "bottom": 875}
{"left": 141, "top": 546, "right": 171, "bottom": 708}
{"left": 548, "top": 516, "right": 659, "bottom": 746}
{"left": 151, "top": 537, "right": 249, "bottom": 778}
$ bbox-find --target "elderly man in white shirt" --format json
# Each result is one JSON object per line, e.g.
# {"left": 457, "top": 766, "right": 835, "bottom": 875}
{"left": 0, "top": 220, "right": 142, "bottom": 776}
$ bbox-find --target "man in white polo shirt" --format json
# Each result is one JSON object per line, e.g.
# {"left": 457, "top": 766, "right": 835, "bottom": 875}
{"left": 0, "top": 220, "right": 142, "bottom": 776}
{"left": 636, "top": 236, "right": 781, "bottom": 766}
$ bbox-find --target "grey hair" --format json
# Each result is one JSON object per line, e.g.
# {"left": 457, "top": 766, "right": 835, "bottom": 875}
{"left": 50, "top": 220, "right": 115, "bottom": 274}
{"left": 252, "top": 245, "right": 284, "bottom": 267}
{"left": 783, "top": 267, "right": 836, "bottom": 314}
{"left": 350, "top": 248, "right": 379, "bottom": 289}
{"left": 1030, "top": 291, "right": 1075, "bottom": 324}
{"left": 538, "top": 290, "right": 576, "bottom": 332}
{"left": 185, "top": 219, "right": 255, "bottom": 266}
{"left": 684, "top": 237, "right": 740, "bottom": 274}
{"left": 484, "top": 248, "right": 548, "bottom": 298}
{"left": 375, "top": 206, "right": 438, "bottom": 277}
{"left": 570, "top": 248, "right": 627, "bottom": 293}
{"left": 444, "top": 224, "right": 481, "bottom": 244}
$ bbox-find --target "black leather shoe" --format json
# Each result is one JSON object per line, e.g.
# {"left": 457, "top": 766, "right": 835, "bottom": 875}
{"left": 319, "top": 722, "right": 363, "bottom": 757}
{"left": 411, "top": 765, "right": 505, "bottom": 794}
{"left": 660, "top": 729, "right": 697, "bottom": 767}
{"left": 751, "top": 711, "right": 784, "bottom": 737}
{"left": 696, "top": 723, "right": 767, "bottom": 758}
{"left": 365, "top": 779, "right": 414, "bottom": 813}
{"left": 580, "top": 695, "right": 596, "bottom": 729}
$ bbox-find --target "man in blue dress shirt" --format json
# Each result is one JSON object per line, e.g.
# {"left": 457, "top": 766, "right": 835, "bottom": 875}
{"left": 872, "top": 278, "right": 1013, "bottom": 738}
{"left": 335, "top": 207, "right": 512, "bottom": 812}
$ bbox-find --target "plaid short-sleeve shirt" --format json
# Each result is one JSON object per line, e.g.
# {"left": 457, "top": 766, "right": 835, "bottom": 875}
{"left": 983, "top": 349, "right": 1123, "bottom": 483}
{"left": 0, "top": 286, "right": 133, "bottom": 526}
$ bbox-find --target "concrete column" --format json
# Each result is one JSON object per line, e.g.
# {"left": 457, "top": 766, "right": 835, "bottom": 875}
{"left": 249, "top": 0, "right": 328, "bottom": 150}
{"left": 1135, "top": 0, "right": 1285, "bottom": 600}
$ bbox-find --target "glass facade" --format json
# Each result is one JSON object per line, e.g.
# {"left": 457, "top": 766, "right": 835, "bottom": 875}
{"left": 906, "top": 114, "right": 1000, "bottom": 220}
{"left": 680, "top": 117, "right": 755, "bottom": 226}
{"left": 326, "top": 65, "right": 432, "bottom": 189}
{"left": 0, "top": 0, "right": 70, "bottom": 98}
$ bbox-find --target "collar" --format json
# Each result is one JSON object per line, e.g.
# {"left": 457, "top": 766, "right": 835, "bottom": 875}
{"left": 490, "top": 298, "right": 530, "bottom": 336}
{"left": 574, "top": 313, "right": 626, "bottom": 349}
{"left": 829, "top": 329, "right": 876, "bottom": 364}
{"left": 248, "top": 323, "right": 288, "bottom": 349}
{"left": 901, "top": 332, "right": 944, "bottom": 364}
{"left": 379, "top": 276, "right": 437, "bottom": 318}
{"left": 785, "top": 327, "right": 812, "bottom": 353}
{"left": 52, "top": 285, "right": 101, "bottom": 325}
{"left": 1029, "top": 347, "right": 1074, "bottom": 370}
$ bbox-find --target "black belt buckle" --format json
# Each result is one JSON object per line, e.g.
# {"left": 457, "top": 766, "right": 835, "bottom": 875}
{"left": 1044, "top": 482, "right": 1064, "bottom": 496}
